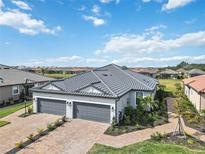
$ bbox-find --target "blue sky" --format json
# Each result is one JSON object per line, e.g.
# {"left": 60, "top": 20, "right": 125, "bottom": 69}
{"left": 0, "top": 0, "right": 205, "bottom": 67}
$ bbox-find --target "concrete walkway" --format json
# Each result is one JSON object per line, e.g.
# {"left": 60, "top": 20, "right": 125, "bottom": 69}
{"left": 97, "top": 97, "right": 205, "bottom": 148}
{"left": 97, "top": 97, "right": 178, "bottom": 148}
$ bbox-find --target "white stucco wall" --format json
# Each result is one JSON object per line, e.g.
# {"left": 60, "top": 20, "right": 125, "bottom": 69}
{"left": 189, "top": 88, "right": 201, "bottom": 111}
{"left": 116, "top": 93, "right": 130, "bottom": 122}
{"left": 184, "top": 85, "right": 190, "bottom": 98}
{"left": 201, "top": 93, "right": 205, "bottom": 110}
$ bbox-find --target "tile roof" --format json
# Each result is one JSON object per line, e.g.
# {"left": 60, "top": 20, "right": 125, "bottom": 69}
{"left": 183, "top": 75, "right": 205, "bottom": 93}
{"left": 160, "top": 69, "right": 178, "bottom": 75}
{"left": 34, "top": 64, "right": 158, "bottom": 98}
{"left": 0, "top": 64, "right": 54, "bottom": 87}
{"left": 188, "top": 69, "right": 205, "bottom": 75}
{"left": 130, "top": 68, "right": 158, "bottom": 74}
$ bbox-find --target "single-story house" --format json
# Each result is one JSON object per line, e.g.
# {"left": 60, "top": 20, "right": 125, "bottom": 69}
{"left": 0, "top": 64, "right": 54, "bottom": 105}
{"left": 32, "top": 64, "right": 158, "bottom": 124}
{"left": 183, "top": 75, "right": 205, "bottom": 112}
{"left": 130, "top": 68, "right": 158, "bottom": 78}
{"left": 160, "top": 69, "right": 179, "bottom": 79}
{"left": 188, "top": 69, "right": 205, "bottom": 77}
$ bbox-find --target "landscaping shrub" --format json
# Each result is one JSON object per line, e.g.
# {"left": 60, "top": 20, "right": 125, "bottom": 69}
{"left": 187, "top": 139, "right": 194, "bottom": 144}
{"left": 47, "top": 123, "right": 56, "bottom": 131}
{"left": 151, "top": 132, "right": 165, "bottom": 141}
{"left": 27, "top": 133, "right": 35, "bottom": 142}
{"left": 15, "top": 140, "right": 24, "bottom": 149}
{"left": 28, "top": 107, "right": 33, "bottom": 114}
{"left": 54, "top": 119, "right": 63, "bottom": 127}
{"left": 37, "top": 128, "right": 45, "bottom": 136}
{"left": 123, "top": 105, "right": 136, "bottom": 125}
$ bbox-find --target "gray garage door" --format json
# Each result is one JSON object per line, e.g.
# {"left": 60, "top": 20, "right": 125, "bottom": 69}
{"left": 38, "top": 98, "right": 66, "bottom": 116}
{"left": 73, "top": 102, "right": 110, "bottom": 123}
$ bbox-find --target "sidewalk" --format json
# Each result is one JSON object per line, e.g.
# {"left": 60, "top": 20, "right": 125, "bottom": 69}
{"left": 97, "top": 97, "right": 178, "bottom": 148}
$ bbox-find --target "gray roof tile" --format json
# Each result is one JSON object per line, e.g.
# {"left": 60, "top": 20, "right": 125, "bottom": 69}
{"left": 35, "top": 64, "right": 158, "bottom": 98}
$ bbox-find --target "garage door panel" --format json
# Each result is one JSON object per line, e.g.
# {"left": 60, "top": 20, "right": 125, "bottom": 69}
{"left": 38, "top": 99, "right": 66, "bottom": 116}
{"left": 73, "top": 102, "right": 110, "bottom": 123}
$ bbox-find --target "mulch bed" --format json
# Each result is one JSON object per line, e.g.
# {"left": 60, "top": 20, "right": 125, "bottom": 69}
{"left": 105, "top": 117, "right": 168, "bottom": 136}
{"left": 151, "top": 132, "right": 205, "bottom": 150}
{"left": 183, "top": 117, "right": 205, "bottom": 134}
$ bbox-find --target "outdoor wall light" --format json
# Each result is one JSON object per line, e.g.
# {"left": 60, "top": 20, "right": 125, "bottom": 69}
{"left": 111, "top": 106, "right": 114, "bottom": 112}
{"left": 66, "top": 101, "right": 72, "bottom": 106}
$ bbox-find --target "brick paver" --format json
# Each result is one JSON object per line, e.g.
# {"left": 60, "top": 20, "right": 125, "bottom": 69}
{"left": 18, "top": 119, "right": 109, "bottom": 154}
{"left": 0, "top": 109, "right": 60, "bottom": 153}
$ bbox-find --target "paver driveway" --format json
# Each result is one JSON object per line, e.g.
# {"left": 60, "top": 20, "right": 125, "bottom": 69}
{"left": 0, "top": 109, "right": 60, "bottom": 153}
{"left": 19, "top": 119, "right": 109, "bottom": 154}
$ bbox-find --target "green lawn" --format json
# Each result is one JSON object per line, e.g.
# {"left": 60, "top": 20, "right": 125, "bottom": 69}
{"left": 159, "top": 79, "right": 182, "bottom": 95}
{"left": 44, "top": 73, "right": 74, "bottom": 79}
{"left": 0, "top": 102, "right": 32, "bottom": 119}
{"left": 88, "top": 141, "right": 205, "bottom": 154}
{"left": 0, "top": 120, "right": 10, "bottom": 127}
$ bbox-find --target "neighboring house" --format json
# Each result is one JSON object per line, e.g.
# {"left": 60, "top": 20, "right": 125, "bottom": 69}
{"left": 0, "top": 64, "right": 54, "bottom": 105}
{"left": 176, "top": 68, "right": 188, "bottom": 78}
{"left": 32, "top": 64, "right": 158, "bottom": 124}
{"left": 188, "top": 69, "right": 205, "bottom": 77}
{"left": 63, "top": 67, "right": 93, "bottom": 75}
{"left": 183, "top": 75, "right": 205, "bottom": 112}
{"left": 160, "top": 69, "right": 179, "bottom": 79}
{"left": 130, "top": 68, "right": 158, "bottom": 78}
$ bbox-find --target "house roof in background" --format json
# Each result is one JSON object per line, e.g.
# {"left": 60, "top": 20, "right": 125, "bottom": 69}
{"left": 183, "top": 75, "right": 205, "bottom": 93}
{"left": 0, "top": 64, "right": 54, "bottom": 87}
{"left": 130, "top": 68, "right": 158, "bottom": 74}
{"left": 176, "top": 68, "right": 187, "bottom": 73}
{"left": 160, "top": 69, "right": 178, "bottom": 75}
{"left": 34, "top": 64, "right": 158, "bottom": 98}
{"left": 188, "top": 69, "right": 205, "bottom": 75}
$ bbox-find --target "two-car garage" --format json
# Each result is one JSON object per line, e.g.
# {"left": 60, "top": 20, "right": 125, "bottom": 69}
{"left": 37, "top": 98, "right": 111, "bottom": 123}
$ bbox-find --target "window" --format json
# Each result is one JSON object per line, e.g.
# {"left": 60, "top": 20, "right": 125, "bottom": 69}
{"left": 12, "top": 85, "right": 19, "bottom": 95}
{"left": 136, "top": 92, "right": 143, "bottom": 97}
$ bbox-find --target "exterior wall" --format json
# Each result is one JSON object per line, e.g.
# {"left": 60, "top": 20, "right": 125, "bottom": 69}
{"left": 33, "top": 91, "right": 116, "bottom": 123}
{"left": 189, "top": 88, "right": 201, "bottom": 111}
{"left": 0, "top": 85, "right": 24, "bottom": 104}
{"left": 201, "top": 94, "right": 205, "bottom": 110}
{"left": 116, "top": 88, "right": 156, "bottom": 122}
{"left": 184, "top": 85, "right": 190, "bottom": 98}
{"left": 116, "top": 93, "right": 130, "bottom": 122}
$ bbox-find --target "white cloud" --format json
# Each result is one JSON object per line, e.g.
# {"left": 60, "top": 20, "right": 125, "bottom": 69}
{"left": 46, "top": 56, "right": 82, "bottom": 63}
{"left": 11, "top": 0, "right": 32, "bottom": 10}
{"left": 92, "top": 5, "right": 101, "bottom": 15}
{"left": 86, "top": 58, "right": 108, "bottom": 64}
{"left": 0, "top": 9, "right": 61, "bottom": 35}
{"left": 99, "top": 0, "right": 120, "bottom": 4}
{"left": 20, "top": 56, "right": 83, "bottom": 66}
{"left": 112, "top": 55, "right": 205, "bottom": 66}
{"left": 98, "top": 30, "right": 205, "bottom": 56}
{"left": 162, "top": 0, "right": 194, "bottom": 11}
{"left": 83, "top": 15, "right": 106, "bottom": 26}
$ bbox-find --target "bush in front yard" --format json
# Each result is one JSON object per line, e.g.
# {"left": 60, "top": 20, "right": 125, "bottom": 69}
{"left": 27, "top": 133, "right": 35, "bottom": 142}
{"left": 123, "top": 105, "right": 136, "bottom": 125}
{"left": 15, "top": 140, "right": 24, "bottom": 149}
{"left": 47, "top": 123, "right": 56, "bottom": 131}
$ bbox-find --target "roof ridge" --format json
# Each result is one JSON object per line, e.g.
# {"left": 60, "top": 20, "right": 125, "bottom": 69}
{"left": 91, "top": 70, "right": 118, "bottom": 97}
{"left": 112, "top": 64, "right": 152, "bottom": 90}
